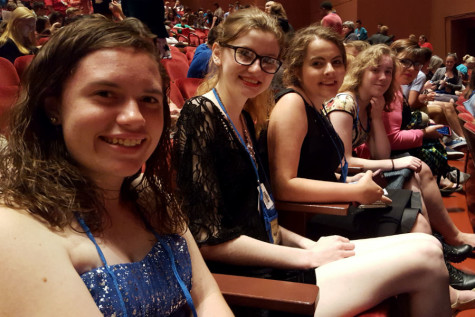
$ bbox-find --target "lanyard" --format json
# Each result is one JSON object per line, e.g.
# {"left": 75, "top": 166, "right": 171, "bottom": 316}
{"left": 318, "top": 99, "right": 348, "bottom": 183}
{"left": 76, "top": 215, "right": 197, "bottom": 317}
{"left": 212, "top": 88, "right": 261, "bottom": 184}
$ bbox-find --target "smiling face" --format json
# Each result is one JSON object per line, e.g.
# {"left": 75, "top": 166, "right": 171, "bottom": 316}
{"left": 445, "top": 56, "right": 455, "bottom": 71}
{"left": 396, "top": 53, "right": 419, "bottom": 85}
{"left": 214, "top": 29, "right": 280, "bottom": 101}
{"left": 54, "top": 48, "right": 164, "bottom": 188}
{"left": 359, "top": 55, "right": 393, "bottom": 99}
{"left": 299, "top": 37, "right": 346, "bottom": 104}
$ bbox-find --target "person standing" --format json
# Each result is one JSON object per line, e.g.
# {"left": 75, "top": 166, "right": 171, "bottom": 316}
{"left": 319, "top": 1, "right": 342, "bottom": 35}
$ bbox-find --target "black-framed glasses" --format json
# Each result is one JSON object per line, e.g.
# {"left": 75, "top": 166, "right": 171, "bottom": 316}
{"left": 398, "top": 58, "right": 423, "bottom": 70}
{"left": 219, "top": 43, "right": 282, "bottom": 74}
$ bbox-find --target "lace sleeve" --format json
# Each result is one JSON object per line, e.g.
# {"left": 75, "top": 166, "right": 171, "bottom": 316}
{"left": 173, "top": 97, "right": 223, "bottom": 245}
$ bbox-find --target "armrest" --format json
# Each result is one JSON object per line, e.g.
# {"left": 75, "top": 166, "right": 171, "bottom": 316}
{"left": 276, "top": 200, "right": 350, "bottom": 236}
{"left": 275, "top": 201, "right": 349, "bottom": 216}
{"left": 336, "top": 164, "right": 364, "bottom": 175}
{"left": 213, "top": 273, "right": 318, "bottom": 315}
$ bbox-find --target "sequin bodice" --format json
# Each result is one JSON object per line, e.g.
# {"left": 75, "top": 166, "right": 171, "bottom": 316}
{"left": 80, "top": 234, "right": 192, "bottom": 316}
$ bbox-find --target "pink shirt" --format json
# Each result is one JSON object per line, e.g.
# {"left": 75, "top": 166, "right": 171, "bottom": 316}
{"left": 382, "top": 91, "right": 424, "bottom": 151}
{"left": 321, "top": 12, "right": 342, "bottom": 35}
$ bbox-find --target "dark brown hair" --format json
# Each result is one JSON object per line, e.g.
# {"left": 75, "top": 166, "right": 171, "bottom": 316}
{"left": 0, "top": 17, "right": 185, "bottom": 235}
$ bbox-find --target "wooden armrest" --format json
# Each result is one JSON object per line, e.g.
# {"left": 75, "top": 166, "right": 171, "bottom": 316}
{"left": 336, "top": 164, "right": 364, "bottom": 175}
{"left": 276, "top": 200, "right": 350, "bottom": 236}
{"left": 213, "top": 273, "right": 318, "bottom": 315}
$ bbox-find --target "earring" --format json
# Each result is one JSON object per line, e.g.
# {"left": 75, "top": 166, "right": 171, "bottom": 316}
{"left": 50, "top": 117, "right": 58, "bottom": 124}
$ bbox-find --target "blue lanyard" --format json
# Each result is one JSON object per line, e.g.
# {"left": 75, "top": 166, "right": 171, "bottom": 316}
{"left": 212, "top": 88, "right": 261, "bottom": 184}
{"left": 76, "top": 215, "right": 197, "bottom": 317}
{"left": 319, "top": 101, "right": 348, "bottom": 183}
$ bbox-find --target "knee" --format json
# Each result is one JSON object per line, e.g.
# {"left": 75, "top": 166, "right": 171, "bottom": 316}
{"left": 408, "top": 237, "right": 447, "bottom": 280}
{"left": 419, "top": 162, "right": 435, "bottom": 181}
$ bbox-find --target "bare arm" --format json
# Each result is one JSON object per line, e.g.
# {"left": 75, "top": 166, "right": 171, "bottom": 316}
{"left": 200, "top": 232, "right": 355, "bottom": 271}
{"left": 367, "top": 96, "right": 391, "bottom": 159}
{"left": 328, "top": 110, "right": 424, "bottom": 172}
{"left": 268, "top": 93, "right": 385, "bottom": 205}
{"left": 184, "top": 229, "right": 233, "bottom": 316}
{"left": 0, "top": 208, "right": 103, "bottom": 317}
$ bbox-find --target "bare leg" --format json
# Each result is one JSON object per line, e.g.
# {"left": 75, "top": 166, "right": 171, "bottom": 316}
{"left": 442, "top": 101, "right": 464, "bottom": 137}
{"left": 417, "top": 162, "right": 475, "bottom": 246}
{"left": 315, "top": 234, "right": 450, "bottom": 316}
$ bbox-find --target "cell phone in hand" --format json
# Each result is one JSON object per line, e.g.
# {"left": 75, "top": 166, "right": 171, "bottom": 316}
{"left": 436, "top": 126, "right": 451, "bottom": 136}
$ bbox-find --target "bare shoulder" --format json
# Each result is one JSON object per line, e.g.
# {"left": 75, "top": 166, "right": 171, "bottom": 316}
{"left": 0, "top": 206, "right": 102, "bottom": 316}
{"left": 270, "top": 91, "right": 307, "bottom": 127}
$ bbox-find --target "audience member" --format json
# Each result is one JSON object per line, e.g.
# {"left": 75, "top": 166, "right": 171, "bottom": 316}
{"left": 187, "top": 25, "right": 219, "bottom": 78}
{"left": 0, "top": 6, "right": 36, "bottom": 63}
{"left": 121, "top": 0, "right": 171, "bottom": 58}
{"left": 319, "top": 1, "right": 342, "bottom": 35}
{"left": 0, "top": 17, "right": 232, "bottom": 316}
{"left": 418, "top": 34, "right": 433, "bottom": 51}
{"left": 463, "top": 70, "right": 475, "bottom": 116}
{"left": 426, "top": 55, "right": 443, "bottom": 81}
{"left": 457, "top": 54, "right": 475, "bottom": 85}
{"left": 367, "top": 25, "right": 392, "bottom": 45}
{"left": 342, "top": 20, "right": 357, "bottom": 43}
{"left": 354, "top": 19, "right": 367, "bottom": 40}
{"left": 432, "top": 53, "right": 463, "bottom": 96}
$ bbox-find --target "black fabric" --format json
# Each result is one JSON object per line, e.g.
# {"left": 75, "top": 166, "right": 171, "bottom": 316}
{"left": 395, "top": 97, "right": 450, "bottom": 176}
{"left": 276, "top": 89, "right": 342, "bottom": 182}
{"left": 121, "top": 0, "right": 168, "bottom": 38}
{"left": 0, "top": 38, "right": 32, "bottom": 63}
{"left": 173, "top": 95, "right": 316, "bottom": 284}
{"left": 307, "top": 189, "right": 418, "bottom": 241}
{"left": 272, "top": 90, "right": 418, "bottom": 240}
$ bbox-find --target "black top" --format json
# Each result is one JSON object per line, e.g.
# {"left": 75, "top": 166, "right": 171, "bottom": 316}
{"left": 277, "top": 89, "right": 344, "bottom": 182}
{"left": 0, "top": 38, "right": 31, "bottom": 64}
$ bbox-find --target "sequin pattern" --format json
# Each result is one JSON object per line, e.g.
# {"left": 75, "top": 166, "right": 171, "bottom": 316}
{"left": 80, "top": 235, "right": 192, "bottom": 316}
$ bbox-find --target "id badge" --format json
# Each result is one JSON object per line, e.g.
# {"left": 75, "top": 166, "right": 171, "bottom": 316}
{"left": 258, "top": 183, "right": 279, "bottom": 244}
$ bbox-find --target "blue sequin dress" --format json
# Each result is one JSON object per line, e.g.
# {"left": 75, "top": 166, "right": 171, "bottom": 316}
{"left": 80, "top": 233, "right": 192, "bottom": 317}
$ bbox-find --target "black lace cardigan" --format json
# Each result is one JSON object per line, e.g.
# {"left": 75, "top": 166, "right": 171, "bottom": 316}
{"left": 173, "top": 96, "right": 270, "bottom": 247}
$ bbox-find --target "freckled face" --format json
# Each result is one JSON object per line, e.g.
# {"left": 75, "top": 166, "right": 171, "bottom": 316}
{"left": 55, "top": 48, "right": 164, "bottom": 187}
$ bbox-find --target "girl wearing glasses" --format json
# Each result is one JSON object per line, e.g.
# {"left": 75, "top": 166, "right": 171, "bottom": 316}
{"left": 173, "top": 9, "right": 474, "bottom": 316}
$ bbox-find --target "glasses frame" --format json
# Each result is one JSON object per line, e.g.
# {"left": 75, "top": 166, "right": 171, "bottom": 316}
{"left": 219, "top": 43, "right": 282, "bottom": 74}
{"left": 398, "top": 58, "right": 423, "bottom": 70}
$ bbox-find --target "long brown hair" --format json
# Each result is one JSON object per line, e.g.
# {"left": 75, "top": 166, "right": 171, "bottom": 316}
{"left": 0, "top": 18, "right": 186, "bottom": 235}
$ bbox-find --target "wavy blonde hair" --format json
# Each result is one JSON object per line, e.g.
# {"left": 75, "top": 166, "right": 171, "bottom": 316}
{"left": 339, "top": 44, "right": 397, "bottom": 108}
{"left": 197, "top": 6, "right": 284, "bottom": 133}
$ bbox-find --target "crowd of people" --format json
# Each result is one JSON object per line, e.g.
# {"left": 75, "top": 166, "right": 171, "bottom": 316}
{"left": 1, "top": 0, "right": 475, "bottom": 316}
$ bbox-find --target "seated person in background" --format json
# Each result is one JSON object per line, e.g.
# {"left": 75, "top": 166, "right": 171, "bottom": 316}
{"left": 0, "top": 17, "right": 231, "bottom": 316}
{"left": 174, "top": 16, "right": 194, "bottom": 34}
{"left": 418, "top": 34, "right": 433, "bottom": 51}
{"left": 462, "top": 70, "right": 475, "bottom": 116}
{"left": 431, "top": 53, "right": 463, "bottom": 97}
{"left": 426, "top": 54, "right": 443, "bottom": 81}
{"left": 187, "top": 25, "right": 219, "bottom": 79}
{"left": 457, "top": 54, "right": 475, "bottom": 86}
{"left": 173, "top": 8, "right": 475, "bottom": 316}
{"left": 342, "top": 20, "right": 358, "bottom": 43}
{"left": 354, "top": 19, "right": 367, "bottom": 40}
{"left": 0, "top": 6, "right": 36, "bottom": 63}
{"left": 367, "top": 25, "right": 392, "bottom": 45}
